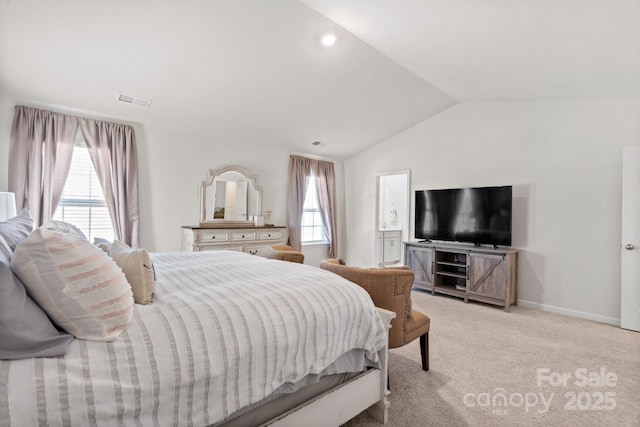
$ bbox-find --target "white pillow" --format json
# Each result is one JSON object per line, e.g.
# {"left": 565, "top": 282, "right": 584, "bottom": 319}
{"left": 110, "top": 240, "right": 156, "bottom": 305}
{"left": 41, "top": 220, "right": 87, "bottom": 241}
{"left": 0, "top": 235, "right": 12, "bottom": 260}
{"left": 0, "top": 209, "right": 33, "bottom": 258}
{"left": 93, "top": 237, "right": 112, "bottom": 253}
{"left": 12, "top": 229, "right": 134, "bottom": 341}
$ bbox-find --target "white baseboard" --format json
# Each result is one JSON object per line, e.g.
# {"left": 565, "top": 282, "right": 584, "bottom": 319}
{"left": 517, "top": 300, "right": 620, "bottom": 327}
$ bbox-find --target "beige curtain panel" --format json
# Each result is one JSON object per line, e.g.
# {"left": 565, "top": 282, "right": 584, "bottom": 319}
{"left": 287, "top": 155, "right": 312, "bottom": 252}
{"left": 287, "top": 155, "right": 338, "bottom": 258}
{"left": 79, "top": 119, "right": 140, "bottom": 248}
{"left": 8, "top": 106, "right": 140, "bottom": 247}
{"left": 8, "top": 107, "right": 78, "bottom": 226}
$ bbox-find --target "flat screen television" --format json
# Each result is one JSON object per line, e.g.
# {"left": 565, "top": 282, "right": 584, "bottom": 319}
{"left": 415, "top": 185, "right": 512, "bottom": 247}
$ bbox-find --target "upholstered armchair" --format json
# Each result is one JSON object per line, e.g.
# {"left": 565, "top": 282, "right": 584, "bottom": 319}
{"left": 319, "top": 259, "right": 430, "bottom": 371}
{"left": 263, "top": 245, "right": 305, "bottom": 264}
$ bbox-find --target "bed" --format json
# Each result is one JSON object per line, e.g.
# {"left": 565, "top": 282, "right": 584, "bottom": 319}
{"left": 1, "top": 249, "right": 394, "bottom": 426}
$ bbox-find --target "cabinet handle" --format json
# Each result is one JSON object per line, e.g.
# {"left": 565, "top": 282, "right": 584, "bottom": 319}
{"left": 211, "top": 236, "right": 216, "bottom": 240}
{"left": 249, "top": 249, "right": 257, "bottom": 255}
{"left": 242, "top": 235, "right": 245, "bottom": 238}
{"left": 268, "top": 234, "right": 271, "bottom": 237}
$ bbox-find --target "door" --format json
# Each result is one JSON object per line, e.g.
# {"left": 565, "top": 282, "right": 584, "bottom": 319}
{"left": 621, "top": 146, "right": 640, "bottom": 331}
{"left": 468, "top": 253, "right": 507, "bottom": 301}
{"left": 375, "top": 170, "right": 410, "bottom": 267}
{"left": 380, "top": 231, "right": 402, "bottom": 265}
{"left": 406, "top": 246, "right": 434, "bottom": 292}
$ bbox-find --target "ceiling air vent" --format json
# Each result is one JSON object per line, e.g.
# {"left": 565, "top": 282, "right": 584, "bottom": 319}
{"left": 116, "top": 92, "right": 152, "bottom": 109}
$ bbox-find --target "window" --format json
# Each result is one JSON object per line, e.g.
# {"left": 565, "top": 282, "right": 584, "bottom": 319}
{"left": 53, "top": 134, "right": 115, "bottom": 241}
{"left": 301, "top": 178, "right": 328, "bottom": 244}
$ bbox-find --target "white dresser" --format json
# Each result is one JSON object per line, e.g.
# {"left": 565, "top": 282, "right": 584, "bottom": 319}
{"left": 182, "top": 225, "right": 288, "bottom": 256}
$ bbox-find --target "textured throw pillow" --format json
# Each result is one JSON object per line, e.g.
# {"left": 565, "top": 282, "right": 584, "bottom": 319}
{"left": 0, "top": 208, "right": 33, "bottom": 259}
{"left": 41, "top": 219, "right": 87, "bottom": 241}
{"left": 0, "top": 258, "right": 74, "bottom": 359}
{"left": 93, "top": 237, "right": 113, "bottom": 253}
{"left": 12, "top": 229, "right": 134, "bottom": 341}
{"left": 110, "top": 240, "right": 156, "bottom": 305}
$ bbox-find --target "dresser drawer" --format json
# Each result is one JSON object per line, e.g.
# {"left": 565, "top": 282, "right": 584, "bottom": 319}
{"left": 231, "top": 231, "right": 257, "bottom": 241}
{"left": 199, "top": 244, "right": 243, "bottom": 252}
{"left": 244, "top": 246, "right": 274, "bottom": 256}
{"left": 183, "top": 226, "right": 287, "bottom": 253}
{"left": 195, "top": 230, "right": 229, "bottom": 243}
{"left": 257, "top": 230, "right": 283, "bottom": 241}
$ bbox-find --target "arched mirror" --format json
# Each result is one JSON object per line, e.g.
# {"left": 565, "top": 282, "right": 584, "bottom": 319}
{"left": 200, "top": 166, "right": 262, "bottom": 225}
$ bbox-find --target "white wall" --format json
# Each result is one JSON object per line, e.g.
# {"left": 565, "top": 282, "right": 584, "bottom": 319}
{"left": 344, "top": 99, "right": 640, "bottom": 324}
{"left": 139, "top": 124, "right": 346, "bottom": 257}
{"left": 0, "top": 97, "right": 346, "bottom": 258}
{"left": 138, "top": 125, "right": 297, "bottom": 251}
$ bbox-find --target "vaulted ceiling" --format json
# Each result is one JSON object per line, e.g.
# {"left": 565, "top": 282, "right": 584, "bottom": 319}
{"left": 302, "top": 0, "right": 640, "bottom": 101}
{"left": 1, "top": 1, "right": 638, "bottom": 159}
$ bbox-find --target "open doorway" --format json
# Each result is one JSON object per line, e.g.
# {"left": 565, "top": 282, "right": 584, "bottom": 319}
{"left": 375, "top": 170, "right": 410, "bottom": 267}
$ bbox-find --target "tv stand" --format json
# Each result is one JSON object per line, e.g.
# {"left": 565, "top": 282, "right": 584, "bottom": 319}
{"left": 404, "top": 242, "right": 518, "bottom": 310}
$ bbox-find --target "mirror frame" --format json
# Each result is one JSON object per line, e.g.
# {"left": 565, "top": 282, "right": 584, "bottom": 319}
{"left": 199, "top": 166, "right": 263, "bottom": 226}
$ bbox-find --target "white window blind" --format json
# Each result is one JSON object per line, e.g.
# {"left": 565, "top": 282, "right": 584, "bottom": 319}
{"left": 301, "top": 178, "right": 328, "bottom": 244}
{"left": 53, "top": 135, "right": 115, "bottom": 242}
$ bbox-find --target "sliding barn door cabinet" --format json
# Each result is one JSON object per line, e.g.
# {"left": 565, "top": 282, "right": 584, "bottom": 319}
{"left": 405, "top": 242, "right": 518, "bottom": 310}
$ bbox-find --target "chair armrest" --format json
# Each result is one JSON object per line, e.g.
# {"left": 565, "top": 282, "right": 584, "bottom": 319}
{"left": 264, "top": 248, "right": 305, "bottom": 264}
{"left": 278, "top": 251, "right": 304, "bottom": 263}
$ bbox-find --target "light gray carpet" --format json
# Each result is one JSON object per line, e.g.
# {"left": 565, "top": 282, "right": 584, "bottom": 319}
{"left": 344, "top": 291, "right": 640, "bottom": 426}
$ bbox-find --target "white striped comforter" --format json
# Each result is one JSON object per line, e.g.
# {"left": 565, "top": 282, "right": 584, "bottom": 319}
{"left": 1, "top": 250, "right": 387, "bottom": 426}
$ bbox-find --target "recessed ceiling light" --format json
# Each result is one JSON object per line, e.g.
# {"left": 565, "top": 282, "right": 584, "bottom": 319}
{"left": 321, "top": 33, "right": 336, "bottom": 47}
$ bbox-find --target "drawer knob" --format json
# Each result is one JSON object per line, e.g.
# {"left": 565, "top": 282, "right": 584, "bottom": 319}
{"left": 211, "top": 236, "right": 216, "bottom": 239}
{"left": 242, "top": 234, "right": 245, "bottom": 238}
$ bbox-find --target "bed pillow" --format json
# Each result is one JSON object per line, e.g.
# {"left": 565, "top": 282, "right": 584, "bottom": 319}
{"left": 0, "top": 235, "right": 12, "bottom": 260}
{"left": 110, "top": 240, "right": 156, "bottom": 305}
{"left": 41, "top": 219, "right": 87, "bottom": 241}
{"left": 0, "top": 257, "right": 74, "bottom": 359}
{"left": 93, "top": 237, "right": 112, "bottom": 253}
{"left": 12, "top": 229, "right": 134, "bottom": 341}
{"left": 0, "top": 208, "right": 33, "bottom": 258}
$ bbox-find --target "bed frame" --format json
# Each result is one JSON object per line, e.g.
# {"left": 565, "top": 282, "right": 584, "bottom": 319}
{"left": 264, "top": 308, "right": 396, "bottom": 426}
